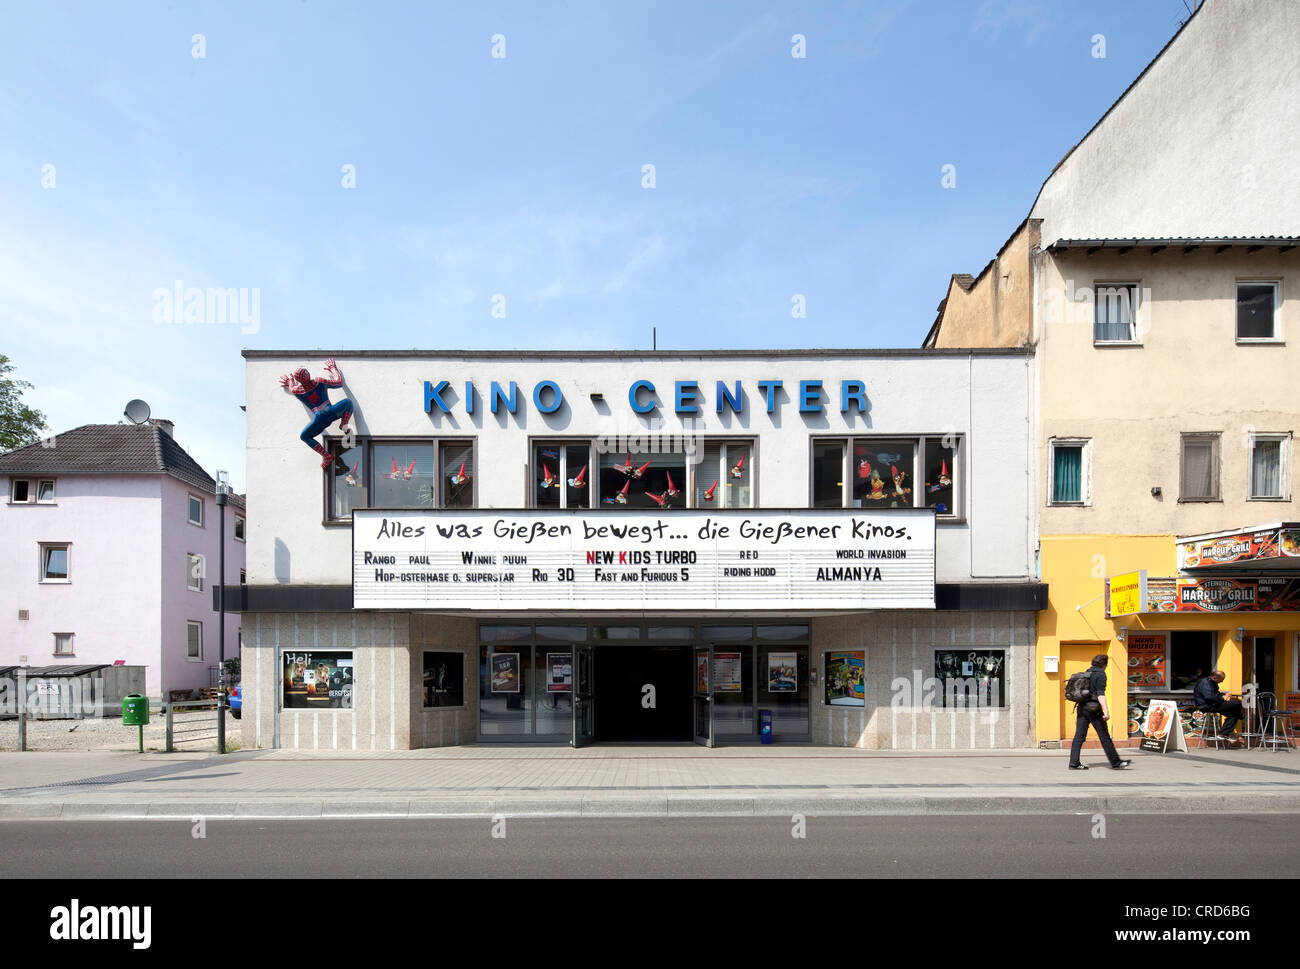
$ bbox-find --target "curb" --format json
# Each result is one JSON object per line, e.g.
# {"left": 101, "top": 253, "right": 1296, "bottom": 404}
{"left": 4, "top": 792, "right": 1300, "bottom": 819}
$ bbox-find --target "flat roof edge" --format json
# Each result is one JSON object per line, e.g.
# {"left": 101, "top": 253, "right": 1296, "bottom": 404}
{"left": 242, "top": 348, "right": 1035, "bottom": 360}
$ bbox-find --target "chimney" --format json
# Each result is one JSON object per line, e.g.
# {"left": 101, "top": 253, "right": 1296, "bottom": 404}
{"left": 153, "top": 419, "right": 174, "bottom": 437}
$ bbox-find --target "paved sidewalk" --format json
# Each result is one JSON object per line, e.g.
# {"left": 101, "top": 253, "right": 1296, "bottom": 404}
{"left": 0, "top": 745, "right": 1297, "bottom": 818}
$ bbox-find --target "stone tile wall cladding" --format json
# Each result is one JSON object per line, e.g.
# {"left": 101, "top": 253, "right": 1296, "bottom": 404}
{"left": 240, "top": 611, "right": 476, "bottom": 751}
{"left": 810, "top": 611, "right": 1036, "bottom": 749}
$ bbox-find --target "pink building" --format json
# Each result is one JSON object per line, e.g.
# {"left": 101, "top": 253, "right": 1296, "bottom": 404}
{"left": 0, "top": 421, "right": 245, "bottom": 699}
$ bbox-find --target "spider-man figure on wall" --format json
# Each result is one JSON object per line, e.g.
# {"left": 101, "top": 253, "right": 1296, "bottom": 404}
{"left": 279, "top": 358, "right": 353, "bottom": 470}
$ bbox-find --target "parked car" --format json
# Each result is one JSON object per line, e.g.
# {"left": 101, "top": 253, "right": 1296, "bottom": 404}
{"left": 229, "top": 683, "right": 242, "bottom": 719}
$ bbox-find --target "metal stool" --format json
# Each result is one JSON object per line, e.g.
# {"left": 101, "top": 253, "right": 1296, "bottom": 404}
{"left": 1261, "top": 707, "right": 1295, "bottom": 751}
{"left": 1197, "top": 709, "right": 1229, "bottom": 749}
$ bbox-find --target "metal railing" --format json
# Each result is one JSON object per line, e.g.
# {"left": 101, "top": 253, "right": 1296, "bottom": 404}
{"left": 165, "top": 698, "right": 223, "bottom": 752}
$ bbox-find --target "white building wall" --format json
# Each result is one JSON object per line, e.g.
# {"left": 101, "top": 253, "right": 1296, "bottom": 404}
{"left": 245, "top": 352, "right": 1036, "bottom": 588}
{"left": 1031, "top": 0, "right": 1300, "bottom": 246}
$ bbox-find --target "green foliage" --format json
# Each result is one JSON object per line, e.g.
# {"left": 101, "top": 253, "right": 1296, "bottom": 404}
{"left": 0, "top": 354, "right": 47, "bottom": 453}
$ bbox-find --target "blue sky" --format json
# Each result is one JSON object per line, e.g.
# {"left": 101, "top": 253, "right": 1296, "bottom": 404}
{"left": 0, "top": 0, "right": 1201, "bottom": 488}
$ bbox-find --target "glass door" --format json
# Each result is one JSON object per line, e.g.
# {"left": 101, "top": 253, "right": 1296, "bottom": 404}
{"left": 571, "top": 645, "right": 595, "bottom": 748}
{"left": 693, "top": 646, "right": 714, "bottom": 747}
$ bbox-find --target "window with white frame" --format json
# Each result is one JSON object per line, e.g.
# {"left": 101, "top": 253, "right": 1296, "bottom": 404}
{"left": 694, "top": 441, "right": 754, "bottom": 508}
{"left": 53, "top": 633, "right": 74, "bottom": 656}
{"left": 234, "top": 515, "right": 245, "bottom": 541}
{"left": 1048, "top": 438, "right": 1090, "bottom": 505}
{"left": 40, "top": 543, "right": 69, "bottom": 582}
{"left": 1249, "top": 433, "right": 1289, "bottom": 500}
{"left": 187, "top": 553, "right": 204, "bottom": 592}
{"left": 187, "top": 621, "right": 203, "bottom": 661}
{"left": 812, "top": 436, "right": 960, "bottom": 516}
{"left": 187, "top": 494, "right": 203, "bottom": 526}
{"left": 36, "top": 479, "right": 55, "bottom": 502}
{"left": 1094, "top": 283, "right": 1140, "bottom": 343}
{"left": 1237, "top": 281, "right": 1280, "bottom": 341}
{"left": 10, "top": 479, "right": 30, "bottom": 503}
{"left": 1180, "top": 433, "right": 1221, "bottom": 501}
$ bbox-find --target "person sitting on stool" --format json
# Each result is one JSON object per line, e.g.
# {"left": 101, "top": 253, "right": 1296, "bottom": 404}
{"left": 1069, "top": 653, "right": 1132, "bottom": 770}
{"left": 1194, "top": 671, "right": 1245, "bottom": 747}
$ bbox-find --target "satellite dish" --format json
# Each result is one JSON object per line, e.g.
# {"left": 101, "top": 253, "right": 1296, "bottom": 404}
{"left": 124, "top": 399, "right": 152, "bottom": 424}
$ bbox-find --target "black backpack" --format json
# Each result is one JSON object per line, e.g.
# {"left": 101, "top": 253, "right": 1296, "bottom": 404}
{"left": 1064, "top": 670, "right": 1095, "bottom": 703}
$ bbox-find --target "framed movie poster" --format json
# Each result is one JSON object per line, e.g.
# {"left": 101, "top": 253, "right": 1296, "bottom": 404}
{"left": 490, "top": 652, "right": 520, "bottom": 693}
{"left": 547, "top": 652, "right": 573, "bottom": 693}
{"left": 282, "top": 650, "right": 354, "bottom": 710}
{"left": 824, "top": 651, "right": 865, "bottom": 706}
{"left": 422, "top": 651, "right": 465, "bottom": 708}
{"left": 768, "top": 652, "right": 797, "bottom": 693}
{"left": 713, "top": 652, "right": 743, "bottom": 693}
{"left": 696, "top": 650, "right": 709, "bottom": 694}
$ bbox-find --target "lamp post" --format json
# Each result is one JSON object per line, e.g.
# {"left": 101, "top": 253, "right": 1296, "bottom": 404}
{"left": 215, "top": 469, "right": 229, "bottom": 755}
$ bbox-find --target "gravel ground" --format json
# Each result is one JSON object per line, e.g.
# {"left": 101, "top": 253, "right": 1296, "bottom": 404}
{"left": 0, "top": 710, "right": 241, "bottom": 753}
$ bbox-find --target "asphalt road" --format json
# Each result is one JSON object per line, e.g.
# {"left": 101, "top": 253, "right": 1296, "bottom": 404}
{"left": 1, "top": 814, "right": 1295, "bottom": 878}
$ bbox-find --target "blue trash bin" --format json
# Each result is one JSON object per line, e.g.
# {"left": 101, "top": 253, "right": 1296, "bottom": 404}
{"left": 760, "top": 709, "right": 773, "bottom": 745}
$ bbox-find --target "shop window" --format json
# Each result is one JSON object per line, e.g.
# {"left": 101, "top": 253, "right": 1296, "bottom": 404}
{"left": 532, "top": 442, "right": 592, "bottom": 509}
{"left": 479, "top": 624, "right": 530, "bottom": 643}
{"left": 598, "top": 449, "right": 687, "bottom": 509}
{"left": 703, "top": 626, "right": 752, "bottom": 641}
{"left": 813, "top": 436, "right": 962, "bottom": 516}
{"left": 757, "top": 624, "right": 809, "bottom": 641}
{"left": 1236, "top": 281, "right": 1279, "bottom": 341}
{"left": 712, "top": 646, "right": 754, "bottom": 736}
{"left": 36, "top": 480, "right": 55, "bottom": 503}
{"left": 933, "top": 648, "right": 1007, "bottom": 709}
{"left": 479, "top": 645, "right": 530, "bottom": 735}
{"left": 593, "top": 625, "right": 640, "bottom": 640}
{"left": 1180, "top": 433, "right": 1220, "bottom": 502}
{"left": 422, "top": 651, "right": 465, "bottom": 708}
{"left": 40, "top": 543, "right": 69, "bottom": 582}
{"left": 54, "top": 633, "right": 74, "bottom": 656}
{"left": 282, "top": 649, "right": 354, "bottom": 709}
{"left": 1049, "top": 439, "right": 1089, "bottom": 505}
{"left": 187, "top": 494, "right": 203, "bottom": 526}
{"left": 187, "top": 621, "right": 203, "bottom": 661}
{"left": 823, "top": 650, "right": 865, "bottom": 706}
{"left": 535, "top": 648, "right": 573, "bottom": 735}
{"left": 694, "top": 441, "right": 753, "bottom": 508}
{"left": 1169, "top": 631, "right": 1216, "bottom": 690}
{"left": 1249, "top": 434, "right": 1288, "bottom": 499}
{"left": 1093, "top": 283, "right": 1140, "bottom": 343}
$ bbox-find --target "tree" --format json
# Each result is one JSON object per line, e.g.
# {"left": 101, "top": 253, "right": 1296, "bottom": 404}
{"left": 0, "top": 354, "right": 47, "bottom": 453}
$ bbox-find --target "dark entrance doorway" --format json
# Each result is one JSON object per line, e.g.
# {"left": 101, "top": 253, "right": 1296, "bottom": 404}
{"left": 595, "top": 645, "right": 693, "bottom": 741}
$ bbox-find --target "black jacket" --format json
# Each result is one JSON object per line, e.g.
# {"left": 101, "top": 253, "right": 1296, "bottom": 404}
{"left": 1193, "top": 676, "right": 1224, "bottom": 710}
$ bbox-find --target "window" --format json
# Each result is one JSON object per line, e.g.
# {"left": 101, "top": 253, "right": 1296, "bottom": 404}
{"left": 599, "top": 448, "right": 688, "bottom": 509}
{"left": 1048, "top": 438, "right": 1089, "bottom": 505}
{"left": 40, "top": 544, "right": 69, "bottom": 582}
{"left": 10, "top": 479, "right": 29, "bottom": 503}
{"left": 1237, "top": 281, "right": 1279, "bottom": 341}
{"left": 1094, "top": 283, "right": 1140, "bottom": 343}
{"left": 933, "top": 648, "right": 1007, "bottom": 709}
{"left": 187, "top": 495, "right": 203, "bottom": 526}
{"left": 240, "top": 569, "right": 247, "bottom": 584}
{"left": 326, "top": 439, "right": 476, "bottom": 521}
{"left": 187, "top": 553, "right": 204, "bottom": 592}
{"left": 533, "top": 442, "right": 593, "bottom": 509}
{"left": 187, "top": 621, "right": 203, "bottom": 661}
{"left": 1169, "top": 631, "right": 1215, "bottom": 690}
{"left": 1249, "top": 433, "right": 1289, "bottom": 499}
{"left": 812, "top": 436, "right": 961, "bottom": 516}
{"left": 694, "top": 441, "right": 753, "bottom": 508}
{"left": 1180, "top": 433, "right": 1221, "bottom": 501}
{"left": 234, "top": 515, "right": 245, "bottom": 541}
{"left": 53, "top": 633, "right": 74, "bottom": 656}
{"left": 423, "top": 651, "right": 466, "bottom": 708}
{"left": 282, "top": 650, "right": 354, "bottom": 709}
{"left": 36, "top": 480, "right": 55, "bottom": 502}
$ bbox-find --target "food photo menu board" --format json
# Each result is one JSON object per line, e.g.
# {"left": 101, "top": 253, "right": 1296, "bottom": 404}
{"left": 1126, "top": 633, "right": 1167, "bottom": 690}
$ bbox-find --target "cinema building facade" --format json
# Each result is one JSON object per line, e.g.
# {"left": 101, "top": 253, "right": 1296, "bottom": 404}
{"left": 232, "top": 349, "right": 1045, "bottom": 750}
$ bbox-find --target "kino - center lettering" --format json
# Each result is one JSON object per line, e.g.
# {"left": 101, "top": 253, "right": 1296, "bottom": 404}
{"left": 422, "top": 378, "right": 868, "bottom": 417}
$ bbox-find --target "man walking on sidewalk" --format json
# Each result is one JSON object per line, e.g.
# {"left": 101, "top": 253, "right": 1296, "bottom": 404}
{"left": 1068, "top": 653, "right": 1132, "bottom": 770}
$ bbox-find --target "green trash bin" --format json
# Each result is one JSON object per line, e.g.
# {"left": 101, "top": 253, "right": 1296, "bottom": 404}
{"left": 122, "top": 694, "right": 150, "bottom": 725}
